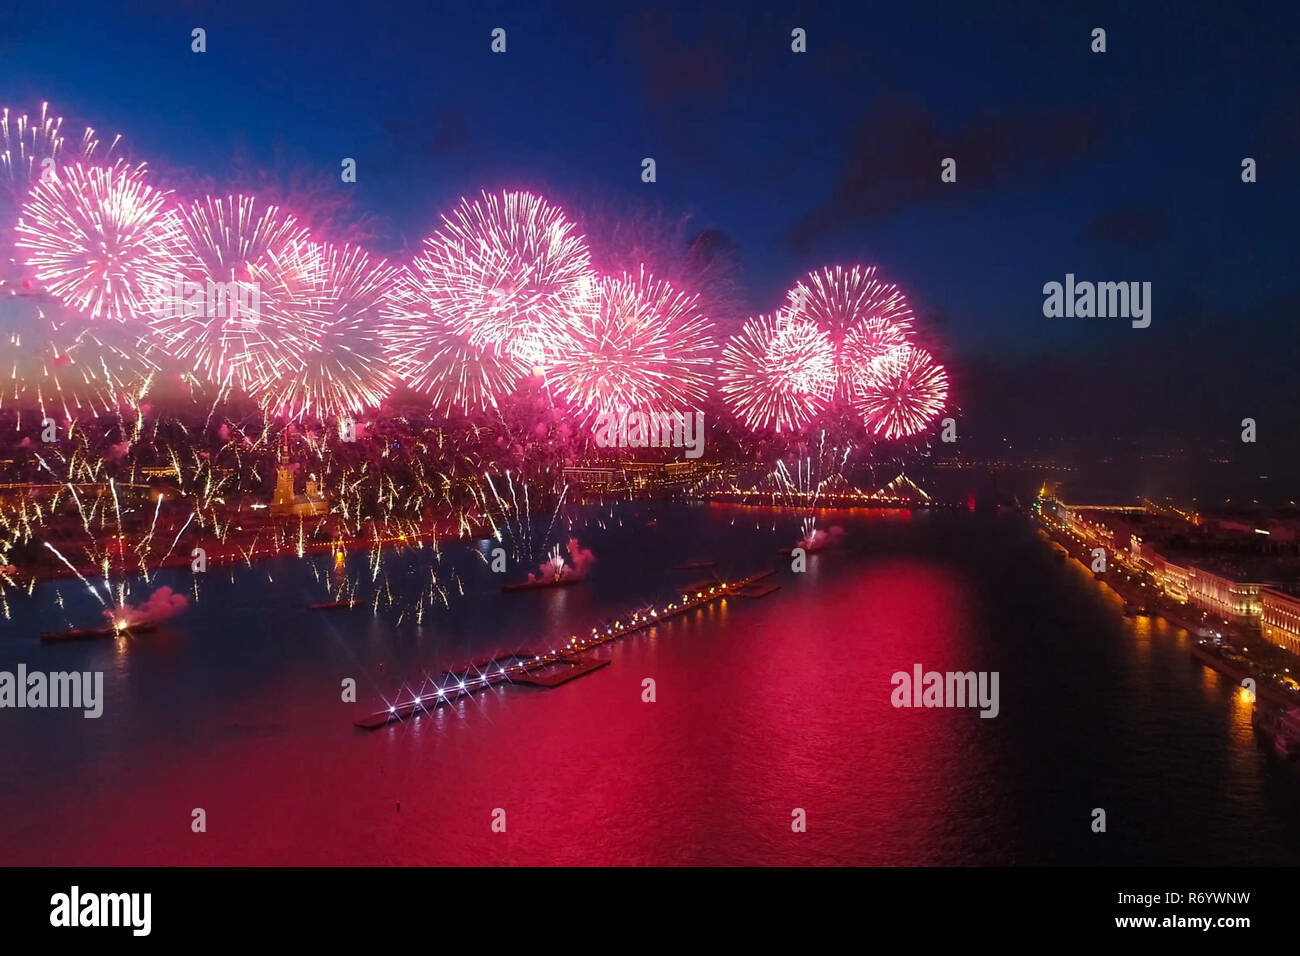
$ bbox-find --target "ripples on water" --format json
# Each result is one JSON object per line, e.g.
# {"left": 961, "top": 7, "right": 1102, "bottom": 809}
{"left": 3, "top": 502, "right": 1300, "bottom": 865}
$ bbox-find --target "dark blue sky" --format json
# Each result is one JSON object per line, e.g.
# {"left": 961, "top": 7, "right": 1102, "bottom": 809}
{"left": 4, "top": 0, "right": 1299, "bottom": 448}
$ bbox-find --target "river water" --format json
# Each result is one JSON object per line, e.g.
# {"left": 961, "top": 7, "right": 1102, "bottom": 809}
{"left": 3, "top": 501, "right": 1299, "bottom": 865}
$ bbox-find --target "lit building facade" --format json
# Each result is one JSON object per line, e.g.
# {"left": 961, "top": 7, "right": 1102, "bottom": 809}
{"left": 1184, "top": 566, "right": 1262, "bottom": 620}
{"left": 1144, "top": 548, "right": 1191, "bottom": 603}
{"left": 1262, "top": 589, "right": 1300, "bottom": 655}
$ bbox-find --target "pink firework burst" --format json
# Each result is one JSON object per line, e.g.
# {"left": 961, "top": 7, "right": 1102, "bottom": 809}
{"left": 850, "top": 344, "right": 948, "bottom": 440}
{"left": 785, "top": 264, "right": 914, "bottom": 389}
{"left": 382, "top": 266, "right": 528, "bottom": 415}
{"left": 718, "top": 312, "right": 835, "bottom": 433}
{"left": 146, "top": 194, "right": 318, "bottom": 396}
{"left": 14, "top": 162, "right": 178, "bottom": 322}
{"left": 413, "top": 190, "right": 593, "bottom": 364}
{"left": 545, "top": 267, "right": 714, "bottom": 423}
{"left": 259, "top": 242, "right": 401, "bottom": 421}
{"left": 840, "top": 316, "right": 909, "bottom": 371}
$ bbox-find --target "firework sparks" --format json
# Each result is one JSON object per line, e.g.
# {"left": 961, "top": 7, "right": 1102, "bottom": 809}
{"left": 259, "top": 242, "right": 400, "bottom": 421}
{"left": 412, "top": 190, "right": 593, "bottom": 365}
{"left": 718, "top": 312, "right": 834, "bottom": 433}
{"left": 545, "top": 267, "right": 714, "bottom": 423}
{"left": 785, "top": 264, "right": 913, "bottom": 389}
{"left": 146, "top": 194, "right": 317, "bottom": 395}
{"left": 840, "top": 316, "right": 909, "bottom": 371}
{"left": 382, "top": 266, "right": 528, "bottom": 414}
{"left": 14, "top": 161, "right": 178, "bottom": 322}
{"left": 850, "top": 344, "right": 948, "bottom": 440}
{"left": 1, "top": 102, "right": 119, "bottom": 203}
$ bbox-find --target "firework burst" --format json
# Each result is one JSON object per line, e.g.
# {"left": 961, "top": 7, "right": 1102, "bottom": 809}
{"left": 545, "top": 267, "right": 714, "bottom": 423}
{"left": 382, "top": 266, "right": 528, "bottom": 415}
{"left": 785, "top": 264, "right": 913, "bottom": 388}
{"left": 840, "top": 316, "right": 909, "bottom": 371}
{"left": 146, "top": 194, "right": 317, "bottom": 395}
{"left": 413, "top": 190, "right": 593, "bottom": 365}
{"left": 259, "top": 242, "right": 401, "bottom": 421}
{"left": 850, "top": 344, "right": 948, "bottom": 440}
{"left": 718, "top": 312, "right": 835, "bottom": 433}
{"left": 14, "top": 162, "right": 178, "bottom": 322}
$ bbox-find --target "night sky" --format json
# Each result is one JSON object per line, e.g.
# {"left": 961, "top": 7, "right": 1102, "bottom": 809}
{"left": 3, "top": 0, "right": 1299, "bottom": 458}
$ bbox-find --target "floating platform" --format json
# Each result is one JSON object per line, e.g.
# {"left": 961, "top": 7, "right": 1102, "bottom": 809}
{"left": 736, "top": 583, "right": 780, "bottom": 599}
{"left": 358, "top": 569, "right": 774, "bottom": 730}
{"left": 311, "top": 599, "right": 361, "bottom": 610}
{"left": 41, "top": 621, "right": 158, "bottom": 642}
{"left": 511, "top": 656, "right": 610, "bottom": 687}
{"left": 501, "top": 576, "right": 583, "bottom": 593}
{"left": 354, "top": 652, "right": 588, "bottom": 728}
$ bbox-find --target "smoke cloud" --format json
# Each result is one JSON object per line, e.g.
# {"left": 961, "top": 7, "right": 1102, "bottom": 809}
{"left": 105, "top": 586, "right": 190, "bottom": 627}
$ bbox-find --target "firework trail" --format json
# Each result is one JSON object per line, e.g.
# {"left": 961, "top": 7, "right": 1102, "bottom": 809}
{"left": 771, "top": 438, "right": 850, "bottom": 509}
{"left": 850, "top": 344, "right": 948, "bottom": 440}
{"left": 771, "top": 434, "right": 853, "bottom": 545}
{"left": 260, "top": 242, "right": 400, "bottom": 421}
{"left": 146, "top": 194, "right": 317, "bottom": 395}
{"left": 411, "top": 190, "right": 594, "bottom": 367}
{"left": 718, "top": 312, "right": 834, "bottom": 433}
{"left": 41, "top": 541, "right": 105, "bottom": 604}
{"left": 1, "top": 102, "right": 119, "bottom": 206}
{"left": 546, "top": 267, "right": 714, "bottom": 424}
{"left": 14, "top": 161, "right": 179, "bottom": 322}
{"left": 382, "top": 265, "right": 527, "bottom": 414}
{"left": 472, "top": 470, "right": 573, "bottom": 576}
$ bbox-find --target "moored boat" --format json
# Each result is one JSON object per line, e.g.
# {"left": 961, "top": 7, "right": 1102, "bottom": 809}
{"left": 41, "top": 621, "right": 159, "bottom": 642}
{"left": 501, "top": 575, "right": 583, "bottom": 593}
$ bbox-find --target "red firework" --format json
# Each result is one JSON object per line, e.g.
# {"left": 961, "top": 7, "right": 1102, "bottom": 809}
{"left": 14, "top": 162, "right": 178, "bottom": 322}
{"left": 382, "top": 266, "right": 528, "bottom": 415}
{"left": 850, "top": 344, "right": 948, "bottom": 440}
{"left": 718, "top": 312, "right": 835, "bottom": 433}
{"left": 145, "top": 194, "right": 317, "bottom": 395}
{"left": 545, "top": 267, "right": 714, "bottom": 423}
{"left": 412, "top": 190, "right": 593, "bottom": 364}
{"left": 259, "top": 242, "right": 401, "bottom": 421}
